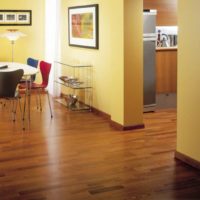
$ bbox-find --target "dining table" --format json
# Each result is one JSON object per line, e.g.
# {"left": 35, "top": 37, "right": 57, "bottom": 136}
{"left": 0, "top": 62, "right": 39, "bottom": 121}
{"left": 0, "top": 62, "right": 39, "bottom": 76}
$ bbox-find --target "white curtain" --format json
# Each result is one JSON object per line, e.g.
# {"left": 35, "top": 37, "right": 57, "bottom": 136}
{"left": 45, "top": 0, "right": 61, "bottom": 96}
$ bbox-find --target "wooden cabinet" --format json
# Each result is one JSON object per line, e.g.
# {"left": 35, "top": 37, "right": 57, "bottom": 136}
{"left": 144, "top": 0, "right": 177, "bottom": 26}
{"left": 156, "top": 48, "right": 177, "bottom": 93}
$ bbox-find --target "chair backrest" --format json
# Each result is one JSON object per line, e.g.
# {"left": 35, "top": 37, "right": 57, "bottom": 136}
{"left": 0, "top": 69, "right": 24, "bottom": 98}
{"left": 40, "top": 61, "right": 52, "bottom": 88}
{"left": 27, "top": 57, "right": 39, "bottom": 82}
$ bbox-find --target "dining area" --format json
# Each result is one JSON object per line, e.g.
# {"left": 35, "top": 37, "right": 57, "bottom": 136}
{"left": 0, "top": 12, "right": 56, "bottom": 132}
{"left": 0, "top": 59, "right": 53, "bottom": 130}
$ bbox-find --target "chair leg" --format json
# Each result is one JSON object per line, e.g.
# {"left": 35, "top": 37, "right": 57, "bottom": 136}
{"left": 19, "top": 98, "right": 25, "bottom": 130}
{"left": 28, "top": 88, "right": 31, "bottom": 121}
{"left": 11, "top": 99, "right": 15, "bottom": 113}
{"left": 19, "top": 97, "right": 22, "bottom": 114}
{"left": 38, "top": 89, "right": 42, "bottom": 111}
{"left": 23, "top": 91, "right": 27, "bottom": 121}
{"left": 47, "top": 91, "right": 53, "bottom": 118}
{"left": 13, "top": 99, "right": 18, "bottom": 122}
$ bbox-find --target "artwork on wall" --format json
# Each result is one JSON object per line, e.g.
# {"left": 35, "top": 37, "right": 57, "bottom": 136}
{"left": 68, "top": 4, "right": 99, "bottom": 49}
{"left": 0, "top": 10, "right": 32, "bottom": 26}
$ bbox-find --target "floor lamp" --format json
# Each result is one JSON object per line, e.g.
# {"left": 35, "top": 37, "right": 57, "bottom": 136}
{"left": 0, "top": 29, "right": 26, "bottom": 62}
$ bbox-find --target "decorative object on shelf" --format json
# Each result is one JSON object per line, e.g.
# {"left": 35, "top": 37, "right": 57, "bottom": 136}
{"left": 0, "top": 10, "right": 32, "bottom": 26}
{"left": 64, "top": 94, "right": 78, "bottom": 107}
{"left": 59, "top": 76, "right": 69, "bottom": 83}
{"left": 59, "top": 76, "right": 78, "bottom": 84}
{"left": 71, "top": 81, "right": 84, "bottom": 86}
{"left": 66, "top": 77, "right": 78, "bottom": 84}
{"left": 68, "top": 4, "right": 99, "bottom": 49}
{"left": 157, "top": 29, "right": 162, "bottom": 47}
{"left": 0, "top": 29, "right": 26, "bottom": 62}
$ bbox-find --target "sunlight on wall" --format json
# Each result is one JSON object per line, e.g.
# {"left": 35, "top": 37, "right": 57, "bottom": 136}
{"left": 45, "top": 0, "right": 61, "bottom": 95}
{"left": 177, "top": 0, "right": 200, "bottom": 161}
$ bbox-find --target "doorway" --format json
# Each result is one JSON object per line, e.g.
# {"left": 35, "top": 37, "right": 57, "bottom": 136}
{"left": 143, "top": 0, "right": 178, "bottom": 110}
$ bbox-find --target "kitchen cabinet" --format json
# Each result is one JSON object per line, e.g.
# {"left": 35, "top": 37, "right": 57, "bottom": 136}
{"left": 144, "top": 0, "right": 177, "bottom": 26}
{"left": 156, "top": 48, "right": 177, "bottom": 93}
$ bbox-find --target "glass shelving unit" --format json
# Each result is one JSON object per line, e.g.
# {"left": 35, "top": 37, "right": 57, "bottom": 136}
{"left": 54, "top": 61, "right": 93, "bottom": 111}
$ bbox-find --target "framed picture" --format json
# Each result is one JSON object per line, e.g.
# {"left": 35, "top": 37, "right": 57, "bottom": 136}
{"left": 17, "top": 13, "right": 31, "bottom": 24}
{"left": 0, "top": 10, "right": 32, "bottom": 26}
{"left": 5, "top": 12, "right": 16, "bottom": 23}
{"left": 68, "top": 4, "right": 99, "bottom": 49}
{"left": 0, "top": 13, "right": 4, "bottom": 22}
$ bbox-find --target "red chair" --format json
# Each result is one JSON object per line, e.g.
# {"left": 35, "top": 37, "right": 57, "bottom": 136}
{"left": 19, "top": 61, "right": 53, "bottom": 118}
{"left": 32, "top": 61, "right": 53, "bottom": 118}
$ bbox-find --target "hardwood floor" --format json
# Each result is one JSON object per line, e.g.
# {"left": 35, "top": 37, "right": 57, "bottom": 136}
{"left": 0, "top": 95, "right": 200, "bottom": 200}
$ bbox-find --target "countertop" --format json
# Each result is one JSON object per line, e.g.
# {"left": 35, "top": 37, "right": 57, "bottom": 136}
{"left": 156, "top": 46, "right": 178, "bottom": 51}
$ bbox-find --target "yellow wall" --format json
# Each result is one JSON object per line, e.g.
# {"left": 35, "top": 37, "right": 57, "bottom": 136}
{"left": 177, "top": 0, "right": 200, "bottom": 161}
{"left": 60, "top": 0, "right": 143, "bottom": 126}
{"left": 0, "top": 0, "right": 45, "bottom": 64}
{"left": 124, "top": 0, "right": 143, "bottom": 126}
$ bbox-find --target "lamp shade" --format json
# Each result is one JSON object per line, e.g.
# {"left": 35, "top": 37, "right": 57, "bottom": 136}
{"left": 0, "top": 29, "right": 26, "bottom": 41}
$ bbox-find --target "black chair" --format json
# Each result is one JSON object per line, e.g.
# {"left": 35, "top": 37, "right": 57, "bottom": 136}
{"left": 0, "top": 69, "right": 24, "bottom": 122}
{"left": 18, "top": 58, "right": 39, "bottom": 118}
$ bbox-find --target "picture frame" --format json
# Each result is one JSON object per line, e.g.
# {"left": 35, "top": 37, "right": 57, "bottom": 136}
{"left": 68, "top": 4, "right": 99, "bottom": 49}
{"left": 5, "top": 12, "right": 16, "bottom": 23}
{"left": 0, "top": 13, "right": 4, "bottom": 22}
{"left": 0, "top": 10, "right": 32, "bottom": 26}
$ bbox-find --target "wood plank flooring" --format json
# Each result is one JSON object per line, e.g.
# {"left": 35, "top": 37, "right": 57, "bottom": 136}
{"left": 0, "top": 95, "right": 200, "bottom": 200}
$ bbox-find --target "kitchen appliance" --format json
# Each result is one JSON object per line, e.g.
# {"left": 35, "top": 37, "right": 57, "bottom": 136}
{"left": 168, "top": 34, "right": 178, "bottom": 46}
{"left": 161, "top": 33, "right": 169, "bottom": 47}
{"left": 143, "top": 9, "right": 157, "bottom": 112}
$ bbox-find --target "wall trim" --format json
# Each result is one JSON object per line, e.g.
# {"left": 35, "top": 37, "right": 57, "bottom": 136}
{"left": 175, "top": 151, "right": 200, "bottom": 170}
{"left": 91, "top": 107, "right": 111, "bottom": 120}
{"left": 60, "top": 92, "right": 144, "bottom": 131}
{"left": 110, "top": 120, "right": 145, "bottom": 131}
{"left": 92, "top": 106, "right": 144, "bottom": 131}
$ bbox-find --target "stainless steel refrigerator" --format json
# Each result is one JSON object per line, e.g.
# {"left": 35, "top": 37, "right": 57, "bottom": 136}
{"left": 143, "top": 10, "right": 157, "bottom": 112}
